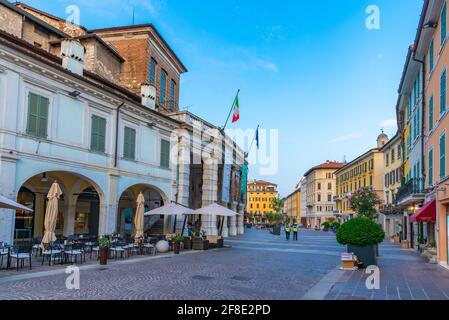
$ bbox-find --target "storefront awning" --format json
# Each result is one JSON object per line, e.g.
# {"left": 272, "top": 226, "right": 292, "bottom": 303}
{"left": 411, "top": 200, "right": 436, "bottom": 223}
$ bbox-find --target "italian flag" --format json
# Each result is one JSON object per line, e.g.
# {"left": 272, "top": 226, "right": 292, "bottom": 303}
{"left": 232, "top": 94, "right": 240, "bottom": 123}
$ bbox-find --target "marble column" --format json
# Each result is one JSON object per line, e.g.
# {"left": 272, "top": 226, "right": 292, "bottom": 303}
{"left": 229, "top": 203, "right": 238, "bottom": 236}
{"left": 201, "top": 155, "right": 219, "bottom": 236}
{"left": 237, "top": 206, "right": 244, "bottom": 235}
{"left": 99, "top": 174, "right": 119, "bottom": 236}
{"left": 176, "top": 132, "right": 191, "bottom": 235}
{"left": 221, "top": 216, "right": 229, "bottom": 238}
{"left": 63, "top": 194, "right": 77, "bottom": 236}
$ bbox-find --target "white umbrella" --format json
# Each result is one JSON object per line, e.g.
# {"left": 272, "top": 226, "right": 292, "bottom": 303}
{"left": 145, "top": 202, "right": 194, "bottom": 234}
{"left": 41, "top": 181, "right": 62, "bottom": 248}
{"left": 190, "top": 203, "right": 238, "bottom": 217}
{"left": 134, "top": 192, "right": 145, "bottom": 242}
{"left": 0, "top": 195, "right": 33, "bottom": 212}
{"left": 144, "top": 202, "right": 194, "bottom": 216}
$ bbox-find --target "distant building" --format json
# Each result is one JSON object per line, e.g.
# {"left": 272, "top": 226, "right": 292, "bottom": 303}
{"left": 304, "top": 161, "right": 345, "bottom": 228}
{"left": 335, "top": 133, "right": 388, "bottom": 223}
{"left": 246, "top": 180, "right": 278, "bottom": 218}
{"left": 284, "top": 188, "right": 301, "bottom": 224}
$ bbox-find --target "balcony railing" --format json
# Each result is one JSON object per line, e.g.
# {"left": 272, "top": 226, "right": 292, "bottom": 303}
{"left": 396, "top": 178, "right": 425, "bottom": 204}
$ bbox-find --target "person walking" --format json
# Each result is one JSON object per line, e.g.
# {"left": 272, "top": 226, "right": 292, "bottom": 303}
{"left": 285, "top": 223, "right": 291, "bottom": 240}
{"left": 293, "top": 224, "right": 299, "bottom": 241}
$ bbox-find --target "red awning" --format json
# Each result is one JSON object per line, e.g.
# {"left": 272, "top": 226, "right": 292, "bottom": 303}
{"left": 411, "top": 200, "right": 436, "bottom": 223}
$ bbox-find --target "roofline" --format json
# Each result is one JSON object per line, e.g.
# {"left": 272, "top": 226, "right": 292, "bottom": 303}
{"left": 14, "top": 1, "right": 88, "bottom": 32}
{"left": 303, "top": 163, "right": 345, "bottom": 177}
{"left": 49, "top": 34, "right": 125, "bottom": 62}
{"left": 0, "top": 0, "right": 69, "bottom": 38}
{"left": 379, "top": 131, "right": 400, "bottom": 152}
{"left": 247, "top": 180, "right": 278, "bottom": 187}
{"left": 88, "top": 23, "right": 188, "bottom": 73}
{"left": 285, "top": 188, "right": 301, "bottom": 199}
{"left": 334, "top": 148, "right": 379, "bottom": 175}
{"left": 0, "top": 29, "right": 181, "bottom": 126}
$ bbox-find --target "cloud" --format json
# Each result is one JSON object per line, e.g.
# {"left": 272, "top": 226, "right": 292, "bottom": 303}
{"left": 252, "top": 57, "right": 279, "bottom": 73}
{"left": 328, "top": 132, "right": 363, "bottom": 143}
{"left": 380, "top": 119, "right": 397, "bottom": 129}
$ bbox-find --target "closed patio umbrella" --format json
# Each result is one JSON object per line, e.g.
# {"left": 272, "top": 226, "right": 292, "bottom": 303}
{"left": 134, "top": 192, "right": 145, "bottom": 242}
{"left": 0, "top": 195, "right": 33, "bottom": 212}
{"left": 41, "top": 181, "right": 62, "bottom": 248}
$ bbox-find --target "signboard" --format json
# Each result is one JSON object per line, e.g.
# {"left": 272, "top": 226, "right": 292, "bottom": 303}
{"left": 240, "top": 163, "right": 248, "bottom": 197}
{"left": 221, "top": 164, "right": 231, "bottom": 203}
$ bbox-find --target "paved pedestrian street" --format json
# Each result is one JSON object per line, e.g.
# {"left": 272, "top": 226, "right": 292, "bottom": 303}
{"left": 1, "top": 229, "right": 449, "bottom": 300}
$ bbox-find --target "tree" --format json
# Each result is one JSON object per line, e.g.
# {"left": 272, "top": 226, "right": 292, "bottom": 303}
{"left": 271, "top": 196, "right": 284, "bottom": 214}
{"left": 349, "top": 188, "right": 381, "bottom": 220}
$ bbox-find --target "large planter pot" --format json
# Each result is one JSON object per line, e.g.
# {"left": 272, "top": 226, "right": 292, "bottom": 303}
{"left": 183, "top": 237, "right": 192, "bottom": 250}
{"left": 348, "top": 244, "right": 377, "bottom": 268}
{"left": 173, "top": 241, "right": 181, "bottom": 254}
{"left": 272, "top": 226, "right": 281, "bottom": 236}
{"left": 99, "top": 247, "right": 109, "bottom": 265}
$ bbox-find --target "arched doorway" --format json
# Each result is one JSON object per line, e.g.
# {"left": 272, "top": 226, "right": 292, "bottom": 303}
{"left": 117, "top": 184, "right": 166, "bottom": 240}
{"left": 14, "top": 171, "right": 104, "bottom": 242}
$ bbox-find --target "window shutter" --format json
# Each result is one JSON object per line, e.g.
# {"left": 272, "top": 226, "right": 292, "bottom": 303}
{"left": 124, "top": 127, "right": 136, "bottom": 160}
{"left": 160, "top": 139, "right": 170, "bottom": 168}
{"left": 91, "top": 116, "right": 99, "bottom": 151}
{"left": 441, "top": 70, "right": 447, "bottom": 114}
{"left": 441, "top": 134, "right": 446, "bottom": 179}
{"left": 442, "top": 4, "right": 447, "bottom": 45}
{"left": 98, "top": 117, "right": 106, "bottom": 153}
{"left": 38, "top": 96, "right": 49, "bottom": 138}
{"left": 26, "top": 93, "right": 38, "bottom": 136}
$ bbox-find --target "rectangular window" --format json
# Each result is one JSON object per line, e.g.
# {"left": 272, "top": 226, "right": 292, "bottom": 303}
{"left": 441, "top": 133, "right": 446, "bottom": 180}
{"left": 429, "top": 95, "right": 434, "bottom": 131}
{"left": 430, "top": 39, "right": 435, "bottom": 72}
{"left": 413, "top": 113, "right": 417, "bottom": 140}
{"left": 442, "top": 3, "right": 447, "bottom": 46}
{"left": 123, "top": 126, "right": 136, "bottom": 160}
{"left": 90, "top": 115, "right": 106, "bottom": 153}
{"left": 429, "top": 149, "right": 434, "bottom": 187}
{"left": 441, "top": 70, "right": 447, "bottom": 115}
{"left": 160, "top": 139, "right": 170, "bottom": 168}
{"left": 169, "top": 80, "right": 176, "bottom": 112}
{"left": 160, "top": 69, "right": 167, "bottom": 106}
{"left": 26, "top": 92, "right": 49, "bottom": 138}
{"left": 149, "top": 58, "right": 156, "bottom": 85}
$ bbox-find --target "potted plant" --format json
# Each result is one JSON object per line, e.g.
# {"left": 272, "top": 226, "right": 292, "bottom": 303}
{"left": 173, "top": 234, "right": 184, "bottom": 254}
{"left": 98, "top": 236, "right": 112, "bottom": 265}
{"left": 322, "top": 221, "right": 331, "bottom": 232}
{"left": 336, "top": 216, "right": 385, "bottom": 267}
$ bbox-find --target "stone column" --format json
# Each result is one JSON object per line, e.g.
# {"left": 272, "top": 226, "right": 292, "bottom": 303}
{"left": 63, "top": 194, "right": 77, "bottom": 236}
{"left": 229, "top": 203, "right": 238, "bottom": 236}
{"left": 99, "top": 174, "right": 119, "bottom": 236}
{"left": 176, "top": 131, "right": 191, "bottom": 235}
{"left": 0, "top": 154, "right": 18, "bottom": 244}
{"left": 423, "top": 222, "right": 428, "bottom": 241}
{"left": 221, "top": 216, "right": 229, "bottom": 238}
{"left": 237, "top": 206, "right": 244, "bottom": 235}
{"left": 201, "top": 153, "right": 219, "bottom": 236}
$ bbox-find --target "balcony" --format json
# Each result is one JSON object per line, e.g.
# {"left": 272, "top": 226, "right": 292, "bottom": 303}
{"left": 396, "top": 178, "right": 425, "bottom": 207}
{"left": 379, "top": 204, "right": 401, "bottom": 215}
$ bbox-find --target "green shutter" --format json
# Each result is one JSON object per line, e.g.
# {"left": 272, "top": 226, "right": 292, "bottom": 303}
{"left": 429, "top": 96, "right": 434, "bottom": 131}
{"left": 91, "top": 115, "right": 106, "bottom": 153}
{"left": 441, "top": 70, "right": 447, "bottom": 114}
{"left": 27, "top": 93, "right": 48, "bottom": 138}
{"left": 124, "top": 127, "right": 136, "bottom": 160}
{"left": 442, "top": 3, "right": 447, "bottom": 45}
{"left": 429, "top": 149, "right": 434, "bottom": 187}
{"left": 441, "top": 134, "right": 446, "bottom": 179}
{"left": 430, "top": 40, "right": 434, "bottom": 71}
{"left": 160, "top": 139, "right": 170, "bottom": 168}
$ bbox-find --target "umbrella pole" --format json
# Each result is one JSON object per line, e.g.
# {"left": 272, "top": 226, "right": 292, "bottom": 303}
{"left": 219, "top": 216, "right": 224, "bottom": 236}
{"left": 181, "top": 216, "right": 187, "bottom": 236}
{"left": 173, "top": 216, "right": 177, "bottom": 234}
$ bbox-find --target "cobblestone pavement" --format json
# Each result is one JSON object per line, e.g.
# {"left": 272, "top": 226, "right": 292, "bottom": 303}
{"left": 0, "top": 229, "right": 343, "bottom": 300}
{"left": 1, "top": 229, "right": 448, "bottom": 300}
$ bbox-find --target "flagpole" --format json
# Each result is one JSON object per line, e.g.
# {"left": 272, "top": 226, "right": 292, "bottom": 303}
{"left": 245, "top": 124, "right": 259, "bottom": 158}
{"left": 222, "top": 89, "right": 240, "bottom": 131}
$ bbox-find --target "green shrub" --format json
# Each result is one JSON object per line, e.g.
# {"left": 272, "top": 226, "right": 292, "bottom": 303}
{"left": 332, "top": 221, "right": 341, "bottom": 229}
{"left": 99, "top": 236, "right": 112, "bottom": 248}
{"left": 322, "top": 221, "right": 331, "bottom": 229}
{"left": 336, "top": 216, "right": 385, "bottom": 245}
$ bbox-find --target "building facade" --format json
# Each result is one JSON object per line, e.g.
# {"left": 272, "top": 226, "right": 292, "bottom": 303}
{"left": 304, "top": 161, "right": 344, "bottom": 229}
{"left": 284, "top": 188, "right": 301, "bottom": 224}
{"left": 379, "top": 133, "right": 403, "bottom": 239}
{"left": 0, "top": 1, "right": 246, "bottom": 244}
{"left": 335, "top": 134, "right": 388, "bottom": 223}
{"left": 246, "top": 180, "right": 278, "bottom": 218}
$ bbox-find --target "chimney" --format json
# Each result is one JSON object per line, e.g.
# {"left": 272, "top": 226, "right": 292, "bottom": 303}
{"left": 141, "top": 83, "right": 156, "bottom": 110}
{"left": 61, "top": 39, "right": 85, "bottom": 76}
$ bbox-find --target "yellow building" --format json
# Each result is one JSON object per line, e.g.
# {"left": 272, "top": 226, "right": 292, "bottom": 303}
{"left": 246, "top": 180, "right": 278, "bottom": 217}
{"left": 379, "top": 132, "right": 403, "bottom": 239}
{"left": 335, "top": 133, "right": 388, "bottom": 221}
{"left": 284, "top": 188, "right": 301, "bottom": 224}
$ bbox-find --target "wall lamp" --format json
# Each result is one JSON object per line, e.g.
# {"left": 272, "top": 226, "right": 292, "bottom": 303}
{"left": 69, "top": 90, "right": 81, "bottom": 99}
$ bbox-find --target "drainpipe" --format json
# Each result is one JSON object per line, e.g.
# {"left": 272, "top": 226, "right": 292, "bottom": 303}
{"left": 114, "top": 102, "right": 125, "bottom": 167}
{"left": 412, "top": 52, "right": 426, "bottom": 187}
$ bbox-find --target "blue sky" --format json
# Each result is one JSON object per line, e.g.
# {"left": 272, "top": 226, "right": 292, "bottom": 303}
{"left": 23, "top": 0, "right": 423, "bottom": 196}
